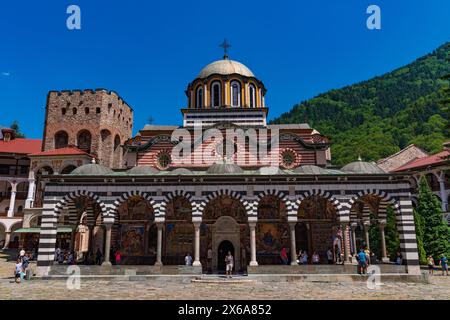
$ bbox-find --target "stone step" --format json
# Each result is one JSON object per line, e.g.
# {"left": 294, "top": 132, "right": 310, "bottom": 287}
{"left": 192, "top": 276, "right": 257, "bottom": 284}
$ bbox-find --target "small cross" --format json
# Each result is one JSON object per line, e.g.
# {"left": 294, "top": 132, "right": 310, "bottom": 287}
{"left": 220, "top": 39, "right": 231, "bottom": 59}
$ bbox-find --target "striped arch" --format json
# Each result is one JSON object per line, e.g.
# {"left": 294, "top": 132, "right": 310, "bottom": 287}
{"left": 292, "top": 189, "right": 344, "bottom": 216}
{"left": 346, "top": 189, "right": 401, "bottom": 216}
{"left": 197, "top": 189, "right": 252, "bottom": 216}
{"left": 160, "top": 190, "right": 194, "bottom": 216}
{"left": 254, "top": 189, "right": 291, "bottom": 216}
{"left": 110, "top": 190, "right": 159, "bottom": 219}
{"left": 53, "top": 190, "right": 108, "bottom": 221}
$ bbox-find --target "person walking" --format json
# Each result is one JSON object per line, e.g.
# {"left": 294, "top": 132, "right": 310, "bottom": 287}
{"left": 225, "top": 251, "right": 234, "bottom": 278}
{"left": 439, "top": 254, "right": 448, "bottom": 276}
{"left": 427, "top": 255, "right": 435, "bottom": 275}
{"left": 280, "top": 247, "right": 288, "bottom": 265}
{"left": 185, "top": 253, "right": 193, "bottom": 266}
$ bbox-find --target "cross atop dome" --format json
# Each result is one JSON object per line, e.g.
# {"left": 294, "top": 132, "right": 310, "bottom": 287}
{"left": 220, "top": 39, "right": 231, "bottom": 60}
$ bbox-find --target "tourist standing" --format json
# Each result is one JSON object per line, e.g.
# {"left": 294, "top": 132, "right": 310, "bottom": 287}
{"left": 395, "top": 252, "right": 402, "bottom": 265}
{"left": 312, "top": 252, "right": 320, "bottom": 264}
{"left": 225, "top": 251, "right": 234, "bottom": 278}
{"left": 327, "top": 248, "right": 334, "bottom": 264}
{"left": 19, "top": 248, "right": 25, "bottom": 259}
{"left": 358, "top": 249, "right": 367, "bottom": 275}
{"left": 301, "top": 251, "right": 308, "bottom": 264}
{"left": 185, "top": 253, "right": 193, "bottom": 266}
{"left": 58, "top": 251, "right": 65, "bottom": 264}
{"left": 364, "top": 248, "right": 371, "bottom": 266}
{"left": 55, "top": 247, "right": 61, "bottom": 261}
{"left": 14, "top": 259, "right": 23, "bottom": 283}
{"left": 115, "top": 250, "right": 121, "bottom": 265}
{"left": 427, "top": 255, "right": 435, "bottom": 275}
{"left": 280, "top": 247, "right": 288, "bottom": 265}
{"left": 439, "top": 254, "right": 448, "bottom": 276}
{"left": 68, "top": 251, "right": 75, "bottom": 265}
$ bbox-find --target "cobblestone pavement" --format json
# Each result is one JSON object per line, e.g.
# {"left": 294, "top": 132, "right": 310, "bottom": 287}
{"left": 1, "top": 252, "right": 449, "bottom": 300}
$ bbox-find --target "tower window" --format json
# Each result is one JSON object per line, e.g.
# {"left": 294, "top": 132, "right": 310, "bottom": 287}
{"left": 96, "top": 107, "right": 101, "bottom": 114}
{"left": 85, "top": 107, "right": 89, "bottom": 114}
{"left": 196, "top": 87, "right": 203, "bottom": 108}
{"left": 249, "top": 85, "right": 256, "bottom": 108}
{"left": 211, "top": 82, "right": 221, "bottom": 108}
{"left": 72, "top": 108, "right": 77, "bottom": 115}
{"left": 55, "top": 131, "right": 69, "bottom": 149}
{"left": 61, "top": 108, "right": 67, "bottom": 115}
{"left": 230, "top": 81, "right": 241, "bottom": 107}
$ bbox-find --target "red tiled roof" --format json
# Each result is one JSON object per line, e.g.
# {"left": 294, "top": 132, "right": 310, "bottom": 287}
{"left": 394, "top": 150, "right": 450, "bottom": 172}
{"left": 0, "top": 138, "right": 42, "bottom": 155}
{"left": 30, "top": 147, "right": 92, "bottom": 157}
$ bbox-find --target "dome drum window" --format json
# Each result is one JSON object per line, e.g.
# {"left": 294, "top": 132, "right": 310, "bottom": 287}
{"left": 196, "top": 87, "right": 203, "bottom": 108}
{"left": 211, "top": 82, "right": 222, "bottom": 108}
{"left": 230, "top": 81, "right": 241, "bottom": 107}
{"left": 249, "top": 84, "right": 256, "bottom": 108}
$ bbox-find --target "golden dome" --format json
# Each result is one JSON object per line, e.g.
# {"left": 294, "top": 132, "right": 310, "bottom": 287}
{"left": 198, "top": 59, "right": 255, "bottom": 78}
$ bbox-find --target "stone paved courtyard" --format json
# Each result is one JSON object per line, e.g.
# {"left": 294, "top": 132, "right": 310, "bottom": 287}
{"left": 1, "top": 252, "right": 449, "bottom": 300}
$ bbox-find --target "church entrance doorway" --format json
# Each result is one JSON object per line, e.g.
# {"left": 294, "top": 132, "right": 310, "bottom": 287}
{"left": 217, "top": 240, "right": 234, "bottom": 272}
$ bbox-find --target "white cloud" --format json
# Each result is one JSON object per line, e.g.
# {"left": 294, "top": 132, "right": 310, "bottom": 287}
{"left": 2, "top": 72, "right": 10, "bottom": 76}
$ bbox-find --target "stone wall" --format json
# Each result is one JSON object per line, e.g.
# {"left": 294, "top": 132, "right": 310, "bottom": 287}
{"left": 42, "top": 89, "right": 133, "bottom": 168}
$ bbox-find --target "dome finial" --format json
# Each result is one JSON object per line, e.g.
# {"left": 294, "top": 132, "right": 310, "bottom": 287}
{"left": 91, "top": 158, "right": 96, "bottom": 164}
{"left": 357, "top": 155, "right": 362, "bottom": 161}
{"left": 219, "top": 39, "right": 231, "bottom": 60}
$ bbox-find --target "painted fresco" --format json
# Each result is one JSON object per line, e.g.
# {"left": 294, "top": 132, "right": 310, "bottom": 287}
{"left": 203, "top": 196, "right": 247, "bottom": 222}
{"left": 256, "top": 223, "right": 289, "bottom": 254}
{"left": 118, "top": 196, "right": 154, "bottom": 221}
{"left": 118, "top": 225, "right": 145, "bottom": 256}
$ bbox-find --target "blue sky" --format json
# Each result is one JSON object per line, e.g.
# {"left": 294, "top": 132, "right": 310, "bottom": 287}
{"left": 0, "top": 0, "right": 449, "bottom": 139}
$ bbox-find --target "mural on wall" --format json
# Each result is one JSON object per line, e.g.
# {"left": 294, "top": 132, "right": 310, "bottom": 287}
{"left": 118, "top": 225, "right": 145, "bottom": 256}
{"left": 256, "top": 196, "right": 289, "bottom": 256}
{"left": 203, "top": 196, "right": 246, "bottom": 222}
{"left": 116, "top": 196, "right": 154, "bottom": 256}
{"left": 118, "top": 196, "right": 154, "bottom": 221}
{"left": 256, "top": 223, "right": 289, "bottom": 254}
{"left": 164, "top": 196, "right": 193, "bottom": 260}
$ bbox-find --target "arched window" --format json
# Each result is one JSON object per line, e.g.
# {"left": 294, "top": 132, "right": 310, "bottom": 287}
{"left": 61, "top": 108, "right": 67, "bottom": 115}
{"left": 211, "top": 81, "right": 221, "bottom": 108}
{"left": 61, "top": 165, "right": 77, "bottom": 174}
{"left": 72, "top": 107, "right": 77, "bottom": 115}
{"left": 85, "top": 107, "right": 90, "bottom": 114}
{"left": 230, "top": 81, "right": 241, "bottom": 107}
{"left": 114, "top": 135, "right": 121, "bottom": 151}
{"left": 249, "top": 84, "right": 256, "bottom": 108}
{"left": 54, "top": 131, "right": 69, "bottom": 149}
{"left": 196, "top": 87, "right": 203, "bottom": 108}
{"left": 77, "top": 130, "right": 92, "bottom": 153}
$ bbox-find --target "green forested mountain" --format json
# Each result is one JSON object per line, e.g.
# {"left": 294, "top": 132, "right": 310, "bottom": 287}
{"left": 271, "top": 43, "right": 450, "bottom": 166}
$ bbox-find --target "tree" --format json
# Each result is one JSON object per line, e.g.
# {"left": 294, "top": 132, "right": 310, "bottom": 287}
{"left": 368, "top": 212, "right": 380, "bottom": 258}
{"left": 10, "top": 121, "right": 25, "bottom": 138}
{"left": 413, "top": 207, "right": 427, "bottom": 264}
{"left": 385, "top": 206, "right": 401, "bottom": 262}
{"left": 417, "top": 176, "right": 450, "bottom": 259}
